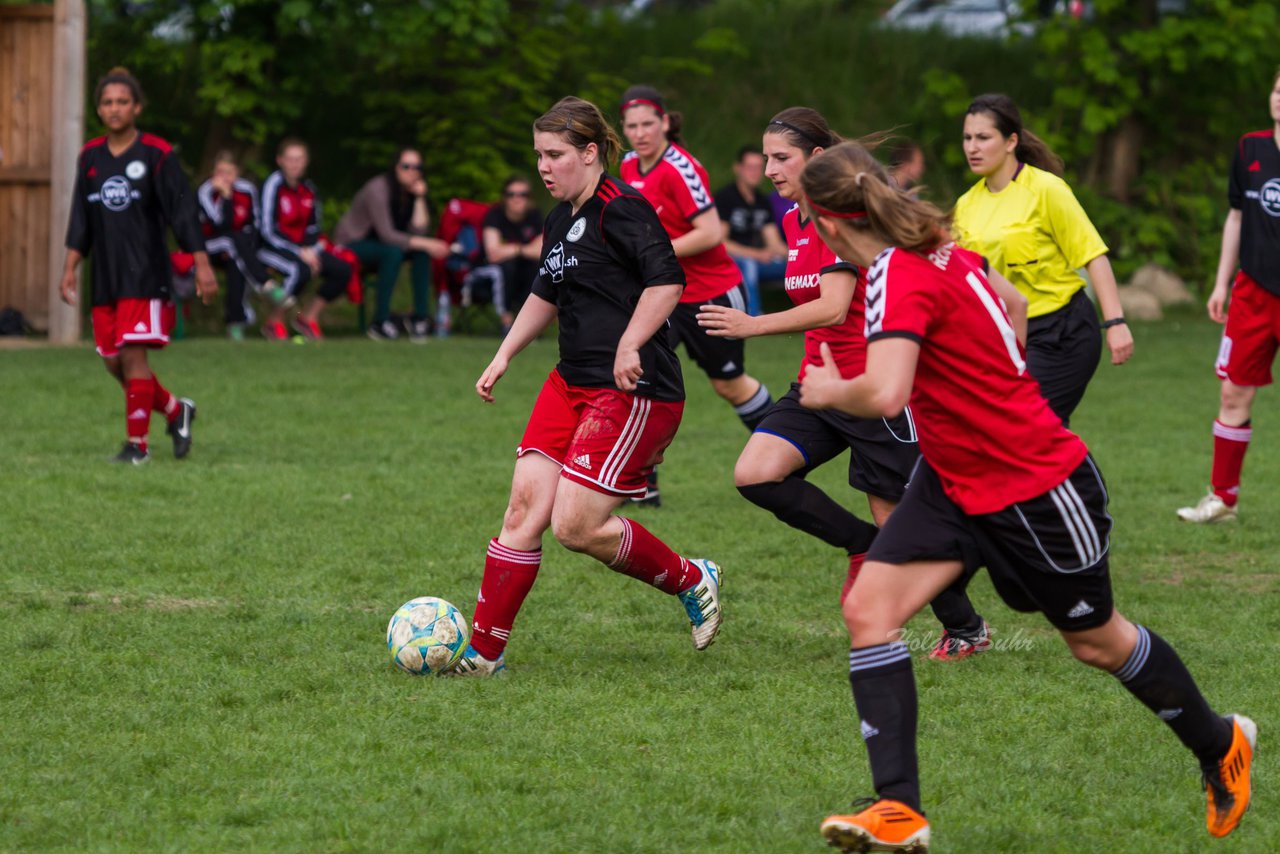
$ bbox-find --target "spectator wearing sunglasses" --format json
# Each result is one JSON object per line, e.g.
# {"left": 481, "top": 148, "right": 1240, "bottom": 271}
{"left": 481, "top": 176, "right": 544, "bottom": 331}
{"left": 334, "top": 147, "right": 450, "bottom": 341}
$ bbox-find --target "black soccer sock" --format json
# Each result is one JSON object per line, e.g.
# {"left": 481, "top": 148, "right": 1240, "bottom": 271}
{"left": 1111, "top": 625, "right": 1233, "bottom": 765}
{"left": 738, "top": 476, "right": 878, "bottom": 554}
{"left": 733, "top": 382, "right": 773, "bottom": 432}
{"left": 848, "top": 642, "right": 921, "bottom": 811}
{"left": 928, "top": 574, "right": 983, "bottom": 635}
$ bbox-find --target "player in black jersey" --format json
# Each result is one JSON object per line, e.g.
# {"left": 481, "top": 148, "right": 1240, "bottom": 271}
{"left": 1177, "top": 69, "right": 1280, "bottom": 523}
{"left": 59, "top": 68, "right": 215, "bottom": 464}
{"left": 448, "top": 97, "right": 722, "bottom": 676}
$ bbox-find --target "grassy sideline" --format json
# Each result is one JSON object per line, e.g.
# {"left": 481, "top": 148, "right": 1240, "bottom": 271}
{"left": 1, "top": 312, "right": 1276, "bottom": 852}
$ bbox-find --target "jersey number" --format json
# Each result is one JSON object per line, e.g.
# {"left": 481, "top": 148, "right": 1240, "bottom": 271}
{"left": 964, "top": 271, "right": 1026, "bottom": 374}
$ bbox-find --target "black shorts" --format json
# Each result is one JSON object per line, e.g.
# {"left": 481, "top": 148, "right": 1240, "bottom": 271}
{"left": 668, "top": 283, "right": 748, "bottom": 380}
{"left": 1026, "top": 288, "right": 1101, "bottom": 425}
{"left": 756, "top": 383, "right": 919, "bottom": 501}
{"left": 869, "top": 456, "right": 1115, "bottom": 631}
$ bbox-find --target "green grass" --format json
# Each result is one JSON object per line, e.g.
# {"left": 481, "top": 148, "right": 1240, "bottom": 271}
{"left": 1, "top": 311, "right": 1277, "bottom": 852}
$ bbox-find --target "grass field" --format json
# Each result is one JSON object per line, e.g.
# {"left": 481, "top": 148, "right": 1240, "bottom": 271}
{"left": 1, "top": 310, "right": 1277, "bottom": 853}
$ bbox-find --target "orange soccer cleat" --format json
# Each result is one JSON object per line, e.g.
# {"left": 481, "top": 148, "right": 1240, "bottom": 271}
{"left": 1204, "top": 714, "right": 1257, "bottom": 838}
{"left": 821, "top": 798, "right": 930, "bottom": 853}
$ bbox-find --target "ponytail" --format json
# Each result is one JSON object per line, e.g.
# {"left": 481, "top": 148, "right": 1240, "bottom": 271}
{"left": 801, "top": 142, "right": 952, "bottom": 255}
{"left": 966, "top": 93, "right": 1063, "bottom": 178}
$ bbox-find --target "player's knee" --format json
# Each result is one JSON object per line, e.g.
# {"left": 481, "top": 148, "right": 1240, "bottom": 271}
{"left": 548, "top": 509, "right": 595, "bottom": 554}
{"left": 1064, "top": 636, "right": 1123, "bottom": 670}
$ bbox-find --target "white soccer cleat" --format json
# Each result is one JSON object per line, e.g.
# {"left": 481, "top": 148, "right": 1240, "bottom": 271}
{"left": 444, "top": 644, "right": 506, "bottom": 677}
{"left": 677, "top": 558, "right": 722, "bottom": 650}
{"left": 1177, "top": 490, "right": 1237, "bottom": 524}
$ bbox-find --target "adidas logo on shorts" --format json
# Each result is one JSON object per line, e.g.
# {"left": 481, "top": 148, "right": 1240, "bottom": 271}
{"left": 573, "top": 453, "right": 592, "bottom": 470}
{"left": 1067, "top": 600, "right": 1095, "bottom": 619}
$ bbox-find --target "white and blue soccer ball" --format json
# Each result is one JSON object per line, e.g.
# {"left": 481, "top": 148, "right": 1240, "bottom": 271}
{"left": 386, "top": 596, "right": 470, "bottom": 675}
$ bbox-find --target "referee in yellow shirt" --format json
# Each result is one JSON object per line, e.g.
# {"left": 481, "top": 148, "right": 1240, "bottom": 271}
{"left": 954, "top": 93, "right": 1134, "bottom": 423}
{"left": 925, "top": 93, "right": 1135, "bottom": 663}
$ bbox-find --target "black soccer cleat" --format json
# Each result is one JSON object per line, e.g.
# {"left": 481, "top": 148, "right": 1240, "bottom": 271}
{"left": 110, "top": 442, "right": 150, "bottom": 465}
{"left": 166, "top": 398, "right": 197, "bottom": 459}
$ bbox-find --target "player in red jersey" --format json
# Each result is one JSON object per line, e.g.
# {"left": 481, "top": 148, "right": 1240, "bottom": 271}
{"left": 795, "top": 142, "right": 1254, "bottom": 851}
{"left": 697, "top": 107, "right": 918, "bottom": 606}
{"left": 619, "top": 85, "right": 773, "bottom": 505}
{"left": 59, "top": 67, "right": 215, "bottom": 464}
{"left": 448, "top": 97, "right": 723, "bottom": 676}
{"left": 1177, "top": 69, "right": 1280, "bottom": 523}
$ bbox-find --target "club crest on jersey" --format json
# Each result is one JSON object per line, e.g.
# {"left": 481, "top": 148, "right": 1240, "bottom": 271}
{"left": 1260, "top": 178, "right": 1280, "bottom": 217}
{"left": 567, "top": 217, "right": 587, "bottom": 242}
{"left": 125, "top": 160, "right": 147, "bottom": 180}
{"left": 96, "top": 175, "right": 137, "bottom": 211}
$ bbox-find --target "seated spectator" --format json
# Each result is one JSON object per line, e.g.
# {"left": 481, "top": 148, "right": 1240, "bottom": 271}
{"left": 889, "top": 138, "right": 926, "bottom": 192}
{"left": 197, "top": 151, "right": 285, "bottom": 340}
{"left": 333, "top": 148, "right": 450, "bottom": 342}
{"left": 714, "top": 145, "right": 788, "bottom": 316}
{"left": 257, "top": 138, "right": 353, "bottom": 340}
{"left": 480, "top": 176, "right": 543, "bottom": 331}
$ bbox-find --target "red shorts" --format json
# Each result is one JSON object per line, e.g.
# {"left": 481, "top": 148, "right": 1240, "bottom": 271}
{"left": 1216, "top": 271, "right": 1280, "bottom": 387}
{"left": 92, "top": 298, "right": 175, "bottom": 359}
{"left": 517, "top": 370, "right": 684, "bottom": 497}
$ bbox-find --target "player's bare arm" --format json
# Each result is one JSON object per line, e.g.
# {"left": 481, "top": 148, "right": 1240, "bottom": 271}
{"left": 58, "top": 249, "right": 83, "bottom": 306}
{"left": 615, "top": 283, "right": 683, "bottom": 391}
{"left": 1208, "top": 208, "right": 1243, "bottom": 324}
{"left": 698, "top": 268, "right": 854, "bottom": 338}
{"left": 799, "top": 339, "right": 918, "bottom": 418}
{"left": 670, "top": 208, "right": 722, "bottom": 258}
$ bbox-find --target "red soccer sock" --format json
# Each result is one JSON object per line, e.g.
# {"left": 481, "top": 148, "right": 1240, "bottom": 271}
{"left": 152, "top": 375, "right": 179, "bottom": 421}
{"left": 470, "top": 538, "right": 541, "bottom": 660}
{"left": 609, "top": 517, "right": 699, "bottom": 595}
{"left": 1211, "top": 419, "right": 1251, "bottom": 506}
{"left": 125, "top": 378, "right": 153, "bottom": 451}
{"left": 841, "top": 552, "right": 866, "bottom": 607}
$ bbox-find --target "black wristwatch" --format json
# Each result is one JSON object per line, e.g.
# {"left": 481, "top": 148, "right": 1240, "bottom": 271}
{"left": 1100, "top": 317, "right": 1127, "bottom": 329}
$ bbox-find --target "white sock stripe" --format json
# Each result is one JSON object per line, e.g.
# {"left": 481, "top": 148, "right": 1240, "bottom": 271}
{"left": 601, "top": 396, "right": 650, "bottom": 487}
{"left": 613, "top": 517, "right": 634, "bottom": 568}
{"left": 1213, "top": 421, "right": 1253, "bottom": 442}
{"left": 848, "top": 642, "right": 910, "bottom": 670}
{"left": 487, "top": 539, "right": 542, "bottom": 564}
{"left": 1062, "top": 478, "right": 1102, "bottom": 560}
{"left": 734, "top": 384, "right": 772, "bottom": 415}
{"left": 1049, "top": 485, "right": 1091, "bottom": 567}
{"left": 1114, "top": 625, "right": 1151, "bottom": 683}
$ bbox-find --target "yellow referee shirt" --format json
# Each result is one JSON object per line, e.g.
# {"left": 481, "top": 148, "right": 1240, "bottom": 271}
{"left": 953, "top": 164, "right": 1109, "bottom": 318}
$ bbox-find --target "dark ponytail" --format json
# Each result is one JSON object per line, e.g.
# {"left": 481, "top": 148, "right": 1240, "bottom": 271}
{"left": 966, "top": 93, "right": 1063, "bottom": 178}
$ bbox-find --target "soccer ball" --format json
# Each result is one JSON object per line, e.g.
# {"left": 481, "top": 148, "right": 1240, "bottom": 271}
{"left": 386, "top": 596, "right": 470, "bottom": 675}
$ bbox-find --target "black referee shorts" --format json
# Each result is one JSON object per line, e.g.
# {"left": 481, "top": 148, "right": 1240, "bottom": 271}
{"left": 869, "top": 456, "right": 1115, "bottom": 632}
{"left": 1026, "top": 288, "right": 1102, "bottom": 425}
{"left": 756, "top": 383, "right": 919, "bottom": 502}
{"left": 669, "top": 283, "right": 748, "bottom": 380}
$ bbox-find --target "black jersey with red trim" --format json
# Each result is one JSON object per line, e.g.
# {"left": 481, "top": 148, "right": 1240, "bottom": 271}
{"left": 198, "top": 177, "right": 260, "bottom": 239}
{"left": 531, "top": 174, "right": 686, "bottom": 402}
{"left": 1229, "top": 130, "right": 1280, "bottom": 295}
{"left": 64, "top": 132, "right": 204, "bottom": 306}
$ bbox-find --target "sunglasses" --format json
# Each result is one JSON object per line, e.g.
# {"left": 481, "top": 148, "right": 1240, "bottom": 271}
{"left": 505, "top": 190, "right": 531, "bottom": 198}
{"left": 398, "top": 162, "right": 423, "bottom": 171}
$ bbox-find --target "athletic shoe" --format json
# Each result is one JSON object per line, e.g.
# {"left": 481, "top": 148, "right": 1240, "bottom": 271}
{"left": 927, "top": 620, "right": 993, "bottom": 662}
{"left": 109, "top": 442, "right": 149, "bottom": 465}
{"left": 408, "top": 318, "right": 431, "bottom": 344}
{"left": 1177, "top": 490, "right": 1237, "bottom": 524}
{"left": 1204, "top": 714, "right": 1257, "bottom": 838}
{"left": 821, "top": 798, "right": 930, "bottom": 853}
{"left": 444, "top": 644, "right": 506, "bottom": 677}
{"left": 226, "top": 323, "right": 245, "bottom": 342}
{"left": 291, "top": 316, "right": 323, "bottom": 341}
{"left": 677, "top": 558, "right": 722, "bottom": 650}
{"left": 166, "top": 398, "right": 196, "bottom": 459}
{"left": 262, "top": 321, "right": 289, "bottom": 341}
{"left": 367, "top": 319, "right": 400, "bottom": 341}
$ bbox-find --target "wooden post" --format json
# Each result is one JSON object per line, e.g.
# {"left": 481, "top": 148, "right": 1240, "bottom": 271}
{"left": 47, "top": 0, "right": 84, "bottom": 344}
